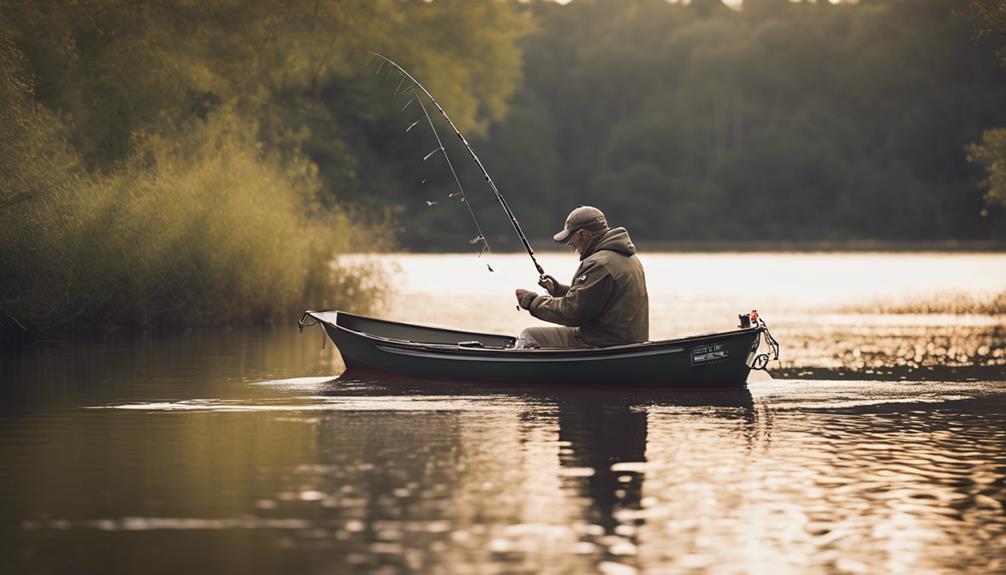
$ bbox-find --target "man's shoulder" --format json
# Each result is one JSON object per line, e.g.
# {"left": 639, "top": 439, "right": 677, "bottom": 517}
{"left": 586, "top": 247, "right": 635, "bottom": 266}
{"left": 570, "top": 254, "right": 613, "bottom": 286}
{"left": 583, "top": 249, "right": 644, "bottom": 283}
{"left": 578, "top": 251, "right": 613, "bottom": 271}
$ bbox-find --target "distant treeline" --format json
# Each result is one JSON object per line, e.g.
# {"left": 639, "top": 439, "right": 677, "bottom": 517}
{"left": 339, "top": 0, "right": 1006, "bottom": 249}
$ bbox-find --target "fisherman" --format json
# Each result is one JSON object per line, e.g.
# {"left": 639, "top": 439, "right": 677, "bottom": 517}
{"left": 515, "top": 206, "right": 649, "bottom": 348}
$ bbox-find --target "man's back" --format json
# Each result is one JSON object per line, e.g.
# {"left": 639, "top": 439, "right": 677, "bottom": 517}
{"left": 529, "top": 227, "right": 649, "bottom": 347}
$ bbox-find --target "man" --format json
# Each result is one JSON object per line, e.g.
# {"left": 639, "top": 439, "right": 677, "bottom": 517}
{"left": 515, "top": 206, "right": 649, "bottom": 348}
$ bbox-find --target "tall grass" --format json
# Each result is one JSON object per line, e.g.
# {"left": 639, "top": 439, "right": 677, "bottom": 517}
{"left": 2, "top": 45, "right": 386, "bottom": 336}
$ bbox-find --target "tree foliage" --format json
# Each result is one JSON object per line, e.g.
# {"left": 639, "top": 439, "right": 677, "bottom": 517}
{"left": 969, "top": 128, "right": 1006, "bottom": 209}
{"left": 0, "top": 0, "right": 528, "bottom": 333}
{"left": 968, "top": 0, "right": 1006, "bottom": 68}
{"left": 966, "top": 0, "right": 1006, "bottom": 211}
{"left": 455, "top": 0, "right": 1006, "bottom": 247}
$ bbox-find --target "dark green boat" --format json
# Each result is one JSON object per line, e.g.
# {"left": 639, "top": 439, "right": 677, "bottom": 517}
{"left": 299, "top": 310, "right": 778, "bottom": 388}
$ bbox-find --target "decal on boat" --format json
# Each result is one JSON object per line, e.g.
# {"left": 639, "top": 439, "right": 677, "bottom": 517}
{"left": 691, "top": 343, "right": 728, "bottom": 366}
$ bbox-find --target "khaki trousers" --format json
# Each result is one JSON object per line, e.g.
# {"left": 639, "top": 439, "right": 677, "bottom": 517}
{"left": 517, "top": 326, "right": 595, "bottom": 349}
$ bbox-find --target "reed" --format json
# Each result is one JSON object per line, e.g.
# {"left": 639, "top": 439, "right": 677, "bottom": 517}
{"left": 1, "top": 104, "right": 388, "bottom": 336}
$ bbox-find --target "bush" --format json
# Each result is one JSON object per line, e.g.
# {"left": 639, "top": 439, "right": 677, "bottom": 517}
{"left": 1, "top": 61, "right": 387, "bottom": 335}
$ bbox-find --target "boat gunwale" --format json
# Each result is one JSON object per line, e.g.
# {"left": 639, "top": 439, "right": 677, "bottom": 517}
{"left": 307, "top": 310, "right": 763, "bottom": 358}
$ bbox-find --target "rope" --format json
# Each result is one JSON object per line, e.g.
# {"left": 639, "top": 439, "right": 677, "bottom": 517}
{"left": 751, "top": 319, "right": 781, "bottom": 371}
{"left": 297, "top": 312, "right": 325, "bottom": 349}
{"left": 297, "top": 312, "right": 319, "bottom": 332}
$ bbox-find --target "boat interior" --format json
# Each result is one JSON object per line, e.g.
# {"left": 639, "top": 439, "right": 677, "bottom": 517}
{"left": 336, "top": 312, "right": 517, "bottom": 349}
{"left": 303, "top": 310, "right": 768, "bottom": 355}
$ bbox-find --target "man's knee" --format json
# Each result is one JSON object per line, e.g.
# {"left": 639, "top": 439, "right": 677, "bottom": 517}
{"left": 517, "top": 326, "right": 585, "bottom": 349}
{"left": 517, "top": 327, "right": 544, "bottom": 349}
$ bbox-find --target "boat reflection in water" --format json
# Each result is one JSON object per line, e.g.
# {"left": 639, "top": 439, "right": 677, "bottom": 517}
{"left": 553, "top": 388, "right": 756, "bottom": 541}
{"left": 314, "top": 377, "right": 760, "bottom": 572}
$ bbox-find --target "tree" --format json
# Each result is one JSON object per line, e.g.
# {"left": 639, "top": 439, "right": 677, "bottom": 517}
{"left": 968, "top": 0, "right": 1006, "bottom": 67}
{"left": 968, "top": 128, "right": 1006, "bottom": 208}
{"left": 966, "top": 0, "right": 1006, "bottom": 211}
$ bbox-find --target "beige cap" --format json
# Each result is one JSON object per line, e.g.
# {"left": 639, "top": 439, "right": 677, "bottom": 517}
{"left": 553, "top": 206, "right": 608, "bottom": 243}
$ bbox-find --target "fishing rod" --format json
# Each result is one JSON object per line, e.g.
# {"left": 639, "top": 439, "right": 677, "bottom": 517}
{"left": 368, "top": 52, "right": 546, "bottom": 279}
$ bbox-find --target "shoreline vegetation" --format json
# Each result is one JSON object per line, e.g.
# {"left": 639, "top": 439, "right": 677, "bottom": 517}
{"left": 0, "top": 104, "right": 391, "bottom": 340}
{"left": 0, "top": 1, "right": 527, "bottom": 342}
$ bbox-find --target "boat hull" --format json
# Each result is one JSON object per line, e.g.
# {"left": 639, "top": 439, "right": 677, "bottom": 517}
{"left": 304, "top": 311, "right": 763, "bottom": 388}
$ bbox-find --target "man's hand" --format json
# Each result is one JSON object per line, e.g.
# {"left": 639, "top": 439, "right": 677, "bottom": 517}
{"left": 515, "top": 288, "right": 537, "bottom": 310}
{"left": 537, "top": 274, "right": 567, "bottom": 296}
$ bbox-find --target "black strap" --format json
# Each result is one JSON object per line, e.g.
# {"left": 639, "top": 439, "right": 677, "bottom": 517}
{"left": 297, "top": 312, "right": 325, "bottom": 349}
{"left": 751, "top": 320, "right": 781, "bottom": 371}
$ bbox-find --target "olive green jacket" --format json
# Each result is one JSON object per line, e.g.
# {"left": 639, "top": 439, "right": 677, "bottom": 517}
{"left": 528, "top": 227, "right": 649, "bottom": 347}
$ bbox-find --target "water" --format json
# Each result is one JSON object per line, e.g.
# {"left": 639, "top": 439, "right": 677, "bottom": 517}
{"left": 3, "top": 253, "right": 1005, "bottom": 574}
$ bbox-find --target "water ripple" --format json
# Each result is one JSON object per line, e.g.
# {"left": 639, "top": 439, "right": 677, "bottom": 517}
{"left": 88, "top": 395, "right": 530, "bottom": 413}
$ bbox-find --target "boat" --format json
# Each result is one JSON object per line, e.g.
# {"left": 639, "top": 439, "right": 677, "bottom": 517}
{"left": 299, "top": 310, "right": 779, "bottom": 388}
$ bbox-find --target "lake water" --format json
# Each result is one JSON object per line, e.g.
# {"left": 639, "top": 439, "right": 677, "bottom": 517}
{"left": 3, "top": 253, "right": 1005, "bottom": 574}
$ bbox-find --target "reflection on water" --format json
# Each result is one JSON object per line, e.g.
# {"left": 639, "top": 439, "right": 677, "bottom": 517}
{"left": 7, "top": 379, "right": 1005, "bottom": 574}
{"left": 781, "top": 323, "right": 1006, "bottom": 380}
{"left": 3, "top": 253, "right": 1006, "bottom": 574}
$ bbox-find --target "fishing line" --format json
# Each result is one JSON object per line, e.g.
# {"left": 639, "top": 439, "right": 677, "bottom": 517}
{"left": 368, "top": 52, "right": 546, "bottom": 279}
{"left": 412, "top": 92, "right": 493, "bottom": 265}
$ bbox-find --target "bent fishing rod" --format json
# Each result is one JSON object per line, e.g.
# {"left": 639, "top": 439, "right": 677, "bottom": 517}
{"left": 369, "top": 52, "right": 546, "bottom": 279}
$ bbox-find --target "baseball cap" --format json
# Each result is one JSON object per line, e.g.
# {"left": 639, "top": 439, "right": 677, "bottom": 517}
{"left": 553, "top": 206, "right": 608, "bottom": 243}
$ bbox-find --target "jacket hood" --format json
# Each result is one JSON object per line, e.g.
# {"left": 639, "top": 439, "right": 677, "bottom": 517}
{"left": 582, "top": 227, "right": 635, "bottom": 260}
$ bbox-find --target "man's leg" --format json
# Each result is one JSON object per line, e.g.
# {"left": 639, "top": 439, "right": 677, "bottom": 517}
{"left": 517, "top": 326, "right": 593, "bottom": 349}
